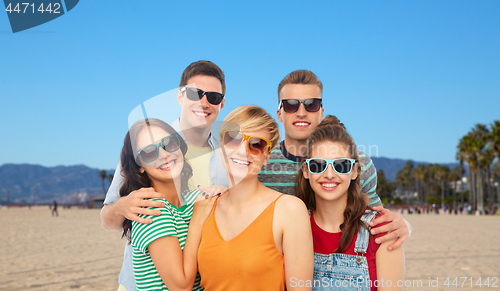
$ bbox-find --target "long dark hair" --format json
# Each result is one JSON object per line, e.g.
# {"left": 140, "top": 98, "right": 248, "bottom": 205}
{"left": 295, "top": 115, "right": 371, "bottom": 253}
{"left": 119, "top": 118, "right": 192, "bottom": 241}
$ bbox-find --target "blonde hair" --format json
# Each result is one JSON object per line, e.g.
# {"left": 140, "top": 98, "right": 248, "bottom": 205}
{"left": 220, "top": 105, "right": 280, "bottom": 149}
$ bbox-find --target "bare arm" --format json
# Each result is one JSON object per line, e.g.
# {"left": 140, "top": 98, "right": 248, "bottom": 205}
{"left": 370, "top": 205, "right": 412, "bottom": 251}
{"left": 147, "top": 195, "right": 216, "bottom": 291}
{"left": 376, "top": 238, "right": 405, "bottom": 290}
{"left": 278, "top": 196, "right": 314, "bottom": 291}
{"left": 100, "top": 187, "right": 166, "bottom": 231}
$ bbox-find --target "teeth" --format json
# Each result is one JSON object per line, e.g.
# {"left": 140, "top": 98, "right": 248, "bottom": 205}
{"left": 294, "top": 122, "right": 309, "bottom": 126}
{"left": 194, "top": 111, "right": 209, "bottom": 116}
{"left": 231, "top": 158, "right": 250, "bottom": 166}
{"left": 159, "top": 160, "right": 175, "bottom": 170}
{"left": 322, "top": 183, "right": 337, "bottom": 188}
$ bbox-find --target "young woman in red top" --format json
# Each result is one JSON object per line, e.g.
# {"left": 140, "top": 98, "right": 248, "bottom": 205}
{"left": 295, "top": 117, "right": 405, "bottom": 291}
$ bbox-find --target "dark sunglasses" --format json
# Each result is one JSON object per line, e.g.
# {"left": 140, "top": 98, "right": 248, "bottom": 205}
{"left": 305, "top": 158, "right": 356, "bottom": 175}
{"left": 221, "top": 130, "right": 272, "bottom": 156}
{"left": 280, "top": 98, "right": 322, "bottom": 113}
{"left": 137, "top": 135, "right": 181, "bottom": 163}
{"left": 181, "top": 87, "right": 224, "bottom": 105}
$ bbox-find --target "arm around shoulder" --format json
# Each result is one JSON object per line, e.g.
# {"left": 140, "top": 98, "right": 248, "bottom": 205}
{"left": 100, "top": 201, "right": 127, "bottom": 232}
{"left": 277, "top": 195, "right": 314, "bottom": 290}
{"left": 101, "top": 164, "right": 126, "bottom": 231}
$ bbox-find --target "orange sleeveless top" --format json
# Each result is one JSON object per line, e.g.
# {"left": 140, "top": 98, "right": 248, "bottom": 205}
{"left": 197, "top": 194, "right": 285, "bottom": 291}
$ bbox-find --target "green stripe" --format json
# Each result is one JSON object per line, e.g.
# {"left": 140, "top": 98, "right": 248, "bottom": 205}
{"left": 268, "top": 159, "right": 297, "bottom": 163}
{"left": 367, "top": 185, "right": 377, "bottom": 194}
{"left": 262, "top": 182, "right": 295, "bottom": 187}
{"left": 361, "top": 159, "right": 372, "bottom": 171}
{"left": 362, "top": 172, "right": 377, "bottom": 188}
{"left": 259, "top": 170, "right": 297, "bottom": 175}
{"left": 271, "top": 149, "right": 281, "bottom": 153}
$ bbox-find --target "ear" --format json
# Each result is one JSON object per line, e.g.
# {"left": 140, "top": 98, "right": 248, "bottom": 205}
{"left": 319, "top": 106, "right": 325, "bottom": 121}
{"left": 351, "top": 163, "right": 359, "bottom": 181}
{"left": 177, "top": 89, "right": 183, "bottom": 106}
{"left": 220, "top": 98, "right": 225, "bottom": 110}
{"left": 139, "top": 167, "right": 145, "bottom": 174}
{"left": 302, "top": 162, "right": 309, "bottom": 179}
{"left": 277, "top": 107, "right": 283, "bottom": 123}
{"left": 262, "top": 149, "right": 271, "bottom": 166}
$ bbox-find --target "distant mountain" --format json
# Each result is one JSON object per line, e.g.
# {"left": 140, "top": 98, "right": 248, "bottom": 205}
{"left": 0, "top": 164, "right": 113, "bottom": 204}
{"left": 371, "top": 157, "right": 459, "bottom": 181}
{"left": 0, "top": 157, "right": 459, "bottom": 203}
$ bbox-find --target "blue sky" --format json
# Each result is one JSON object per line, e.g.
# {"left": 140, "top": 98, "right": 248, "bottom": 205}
{"left": 1, "top": 1, "right": 499, "bottom": 170}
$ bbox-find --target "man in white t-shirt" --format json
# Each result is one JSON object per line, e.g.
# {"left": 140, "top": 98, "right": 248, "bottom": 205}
{"left": 100, "top": 60, "right": 228, "bottom": 291}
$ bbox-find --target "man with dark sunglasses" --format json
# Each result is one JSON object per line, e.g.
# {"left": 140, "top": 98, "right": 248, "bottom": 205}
{"left": 100, "top": 60, "right": 228, "bottom": 291}
{"left": 258, "top": 69, "right": 412, "bottom": 251}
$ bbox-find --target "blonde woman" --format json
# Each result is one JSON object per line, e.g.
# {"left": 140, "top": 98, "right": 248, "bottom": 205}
{"left": 197, "top": 105, "right": 314, "bottom": 290}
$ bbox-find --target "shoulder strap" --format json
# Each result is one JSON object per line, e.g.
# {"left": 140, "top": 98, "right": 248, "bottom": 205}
{"left": 354, "top": 210, "right": 378, "bottom": 254}
{"left": 273, "top": 193, "right": 286, "bottom": 203}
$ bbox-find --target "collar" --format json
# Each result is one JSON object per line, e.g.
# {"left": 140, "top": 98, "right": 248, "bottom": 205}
{"left": 171, "top": 118, "right": 217, "bottom": 149}
{"left": 280, "top": 140, "right": 303, "bottom": 162}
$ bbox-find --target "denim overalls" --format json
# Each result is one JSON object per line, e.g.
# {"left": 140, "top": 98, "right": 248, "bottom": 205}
{"left": 312, "top": 211, "right": 376, "bottom": 291}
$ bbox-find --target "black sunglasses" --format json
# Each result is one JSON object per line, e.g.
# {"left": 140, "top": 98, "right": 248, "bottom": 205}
{"left": 279, "top": 98, "right": 322, "bottom": 113}
{"left": 181, "top": 87, "right": 224, "bottom": 105}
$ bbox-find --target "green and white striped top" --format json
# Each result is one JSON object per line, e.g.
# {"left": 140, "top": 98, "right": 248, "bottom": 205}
{"left": 258, "top": 141, "right": 382, "bottom": 206}
{"left": 131, "top": 189, "right": 203, "bottom": 291}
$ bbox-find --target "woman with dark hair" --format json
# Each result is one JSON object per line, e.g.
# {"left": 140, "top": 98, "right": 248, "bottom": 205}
{"left": 295, "top": 117, "right": 405, "bottom": 291}
{"left": 120, "top": 118, "right": 213, "bottom": 291}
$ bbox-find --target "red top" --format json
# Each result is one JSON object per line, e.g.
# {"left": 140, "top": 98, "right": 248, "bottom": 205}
{"left": 311, "top": 211, "right": 388, "bottom": 291}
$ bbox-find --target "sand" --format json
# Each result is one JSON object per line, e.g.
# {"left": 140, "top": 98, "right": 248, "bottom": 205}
{"left": 0, "top": 206, "right": 499, "bottom": 291}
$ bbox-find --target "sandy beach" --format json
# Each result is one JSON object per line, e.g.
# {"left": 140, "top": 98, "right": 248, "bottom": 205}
{"left": 0, "top": 206, "right": 499, "bottom": 291}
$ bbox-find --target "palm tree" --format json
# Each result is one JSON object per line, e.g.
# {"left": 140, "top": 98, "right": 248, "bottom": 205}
{"left": 457, "top": 135, "right": 477, "bottom": 212}
{"left": 99, "top": 170, "right": 107, "bottom": 195}
{"left": 396, "top": 161, "right": 414, "bottom": 204}
{"left": 471, "top": 124, "right": 489, "bottom": 214}
{"left": 412, "top": 164, "right": 426, "bottom": 203}
{"left": 480, "top": 147, "right": 495, "bottom": 210}
{"left": 435, "top": 165, "right": 450, "bottom": 209}
{"left": 490, "top": 120, "right": 500, "bottom": 206}
{"left": 449, "top": 166, "right": 463, "bottom": 207}
{"left": 106, "top": 173, "right": 114, "bottom": 191}
{"left": 376, "top": 170, "right": 394, "bottom": 203}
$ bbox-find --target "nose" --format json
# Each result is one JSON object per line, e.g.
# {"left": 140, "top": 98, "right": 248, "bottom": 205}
{"left": 296, "top": 103, "right": 307, "bottom": 117}
{"left": 234, "top": 139, "right": 250, "bottom": 156}
{"left": 158, "top": 146, "right": 168, "bottom": 160}
{"left": 199, "top": 94, "right": 210, "bottom": 108}
{"left": 323, "top": 163, "right": 336, "bottom": 179}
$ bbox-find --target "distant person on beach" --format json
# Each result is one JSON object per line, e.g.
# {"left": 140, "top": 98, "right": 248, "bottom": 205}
{"left": 296, "top": 119, "right": 405, "bottom": 290}
{"left": 101, "top": 60, "right": 228, "bottom": 291}
{"left": 258, "top": 69, "right": 411, "bottom": 250}
{"left": 52, "top": 200, "right": 58, "bottom": 217}
{"left": 119, "top": 118, "right": 216, "bottom": 290}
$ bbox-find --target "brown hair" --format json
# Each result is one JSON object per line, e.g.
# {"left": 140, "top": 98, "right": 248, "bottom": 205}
{"left": 119, "top": 118, "right": 193, "bottom": 241}
{"left": 219, "top": 105, "right": 280, "bottom": 150}
{"left": 316, "top": 114, "right": 346, "bottom": 131}
{"left": 277, "top": 70, "right": 323, "bottom": 102}
{"left": 179, "top": 60, "right": 226, "bottom": 94}
{"left": 294, "top": 119, "right": 371, "bottom": 253}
